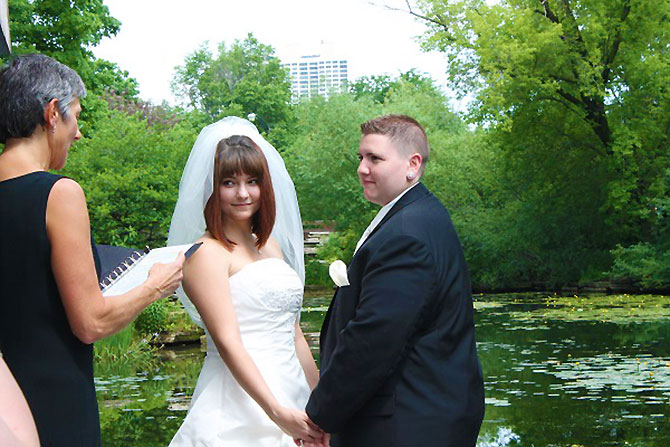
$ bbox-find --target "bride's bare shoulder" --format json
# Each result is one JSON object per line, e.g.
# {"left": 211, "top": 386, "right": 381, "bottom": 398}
{"left": 187, "top": 235, "right": 233, "bottom": 265}
{"left": 262, "top": 236, "right": 283, "bottom": 260}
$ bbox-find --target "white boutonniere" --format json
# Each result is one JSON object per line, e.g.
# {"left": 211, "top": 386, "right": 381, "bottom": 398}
{"left": 329, "top": 260, "right": 350, "bottom": 287}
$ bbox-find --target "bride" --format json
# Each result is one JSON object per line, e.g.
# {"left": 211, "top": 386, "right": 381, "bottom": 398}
{"left": 167, "top": 117, "right": 327, "bottom": 446}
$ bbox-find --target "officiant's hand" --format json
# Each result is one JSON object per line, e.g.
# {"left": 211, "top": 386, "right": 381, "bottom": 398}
{"left": 144, "top": 252, "right": 185, "bottom": 299}
{"left": 272, "top": 407, "right": 325, "bottom": 444}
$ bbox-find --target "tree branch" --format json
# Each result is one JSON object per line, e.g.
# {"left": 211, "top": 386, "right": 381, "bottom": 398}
{"left": 601, "top": 0, "right": 631, "bottom": 84}
{"left": 557, "top": 0, "right": 597, "bottom": 72}
{"left": 404, "top": 0, "right": 448, "bottom": 29}
{"left": 367, "top": 1, "right": 451, "bottom": 34}
{"left": 535, "top": 0, "right": 560, "bottom": 24}
{"left": 555, "top": 88, "right": 583, "bottom": 108}
{"left": 548, "top": 73, "right": 578, "bottom": 85}
{"left": 534, "top": 96, "right": 607, "bottom": 157}
{"left": 536, "top": 95, "right": 580, "bottom": 113}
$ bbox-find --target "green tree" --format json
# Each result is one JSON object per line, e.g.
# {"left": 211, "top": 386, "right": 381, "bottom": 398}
{"left": 349, "top": 69, "right": 439, "bottom": 104}
{"left": 411, "top": 0, "right": 670, "bottom": 286}
{"left": 171, "top": 34, "right": 292, "bottom": 131}
{"left": 61, "top": 104, "right": 198, "bottom": 248}
{"left": 5, "top": 0, "right": 138, "bottom": 96}
{"left": 349, "top": 74, "right": 393, "bottom": 103}
{"left": 285, "top": 93, "right": 379, "bottom": 236}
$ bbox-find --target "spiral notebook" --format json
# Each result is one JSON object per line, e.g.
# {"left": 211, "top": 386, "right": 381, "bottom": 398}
{"left": 99, "top": 243, "right": 201, "bottom": 296}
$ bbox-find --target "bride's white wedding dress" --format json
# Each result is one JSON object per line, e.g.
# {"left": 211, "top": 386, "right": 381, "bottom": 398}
{"left": 169, "top": 258, "right": 311, "bottom": 446}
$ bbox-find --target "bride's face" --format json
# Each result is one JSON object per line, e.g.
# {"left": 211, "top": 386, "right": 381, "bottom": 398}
{"left": 219, "top": 172, "right": 261, "bottom": 222}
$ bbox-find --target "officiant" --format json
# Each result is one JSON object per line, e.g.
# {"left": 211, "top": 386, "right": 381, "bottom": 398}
{"left": 0, "top": 54, "right": 185, "bottom": 447}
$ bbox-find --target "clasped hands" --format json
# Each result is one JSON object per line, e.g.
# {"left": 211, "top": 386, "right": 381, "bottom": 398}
{"left": 292, "top": 418, "right": 330, "bottom": 447}
{"left": 272, "top": 407, "right": 329, "bottom": 447}
{"left": 289, "top": 413, "right": 330, "bottom": 447}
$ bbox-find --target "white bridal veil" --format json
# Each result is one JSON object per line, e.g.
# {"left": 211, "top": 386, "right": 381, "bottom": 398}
{"left": 167, "top": 116, "right": 304, "bottom": 328}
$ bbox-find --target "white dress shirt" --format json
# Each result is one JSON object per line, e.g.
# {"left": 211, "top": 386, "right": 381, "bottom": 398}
{"left": 353, "top": 183, "right": 419, "bottom": 255}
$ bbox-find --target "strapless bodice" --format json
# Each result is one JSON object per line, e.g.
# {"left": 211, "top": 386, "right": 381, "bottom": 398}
{"left": 205, "top": 257, "right": 303, "bottom": 354}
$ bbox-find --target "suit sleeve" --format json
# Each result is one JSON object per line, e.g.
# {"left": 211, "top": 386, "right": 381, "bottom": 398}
{"left": 306, "top": 234, "right": 436, "bottom": 432}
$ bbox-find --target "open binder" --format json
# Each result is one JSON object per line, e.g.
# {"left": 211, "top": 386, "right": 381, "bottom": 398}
{"left": 98, "top": 243, "right": 201, "bottom": 296}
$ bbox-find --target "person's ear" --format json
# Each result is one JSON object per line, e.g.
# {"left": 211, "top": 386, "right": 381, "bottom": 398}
{"left": 407, "top": 153, "right": 422, "bottom": 179}
{"left": 43, "top": 99, "right": 60, "bottom": 131}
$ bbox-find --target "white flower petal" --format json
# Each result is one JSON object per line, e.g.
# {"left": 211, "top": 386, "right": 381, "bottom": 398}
{"left": 329, "top": 259, "right": 350, "bottom": 287}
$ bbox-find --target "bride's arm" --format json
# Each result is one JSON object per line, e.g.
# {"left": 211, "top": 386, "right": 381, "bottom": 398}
{"left": 294, "top": 321, "right": 319, "bottom": 390}
{"left": 182, "top": 242, "right": 323, "bottom": 442}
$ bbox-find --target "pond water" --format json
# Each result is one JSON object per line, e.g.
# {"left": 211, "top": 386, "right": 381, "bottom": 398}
{"left": 95, "top": 292, "right": 670, "bottom": 446}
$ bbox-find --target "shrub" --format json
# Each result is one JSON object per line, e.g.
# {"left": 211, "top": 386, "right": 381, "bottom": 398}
{"left": 610, "top": 242, "right": 670, "bottom": 289}
{"left": 134, "top": 300, "right": 171, "bottom": 335}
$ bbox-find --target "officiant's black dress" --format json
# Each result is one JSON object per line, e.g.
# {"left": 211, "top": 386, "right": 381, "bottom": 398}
{"left": 0, "top": 172, "right": 102, "bottom": 447}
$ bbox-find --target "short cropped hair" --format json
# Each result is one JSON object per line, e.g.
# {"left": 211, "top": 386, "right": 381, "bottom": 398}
{"left": 360, "top": 114, "right": 430, "bottom": 173}
{"left": 0, "top": 54, "right": 86, "bottom": 144}
{"left": 204, "top": 135, "right": 276, "bottom": 250}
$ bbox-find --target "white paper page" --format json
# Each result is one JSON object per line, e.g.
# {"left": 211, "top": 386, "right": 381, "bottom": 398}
{"left": 102, "top": 244, "right": 192, "bottom": 297}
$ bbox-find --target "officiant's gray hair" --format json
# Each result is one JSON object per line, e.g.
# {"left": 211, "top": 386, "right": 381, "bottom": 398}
{"left": 360, "top": 114, "right": 429, "bottom": 174}
{"left": 0, "top": 54, "right": 86, "bottom": 144}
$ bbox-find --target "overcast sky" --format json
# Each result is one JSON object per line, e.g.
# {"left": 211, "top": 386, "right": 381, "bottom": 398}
{"left": 92, "top": 0, "right": 453, "bottom": 105}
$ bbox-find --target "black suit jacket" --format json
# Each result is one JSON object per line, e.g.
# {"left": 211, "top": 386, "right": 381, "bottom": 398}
{"left": 306, "top": 183, "right": 484, "bottom": 447}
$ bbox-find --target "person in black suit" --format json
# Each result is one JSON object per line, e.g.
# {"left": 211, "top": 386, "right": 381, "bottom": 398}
{"left": 304, "top": 115, "right": 485, "bottom": 447}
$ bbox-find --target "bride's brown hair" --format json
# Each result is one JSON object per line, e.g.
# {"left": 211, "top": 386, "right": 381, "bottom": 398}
{"left": 204, "top": 135, "right": 276, "bottom": 250}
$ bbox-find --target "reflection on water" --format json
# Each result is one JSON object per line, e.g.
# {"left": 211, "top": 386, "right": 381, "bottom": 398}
{"left": 95, "top": 292, "right": 670, "bottom": 447}
{"left": 96, "top": 346, "right": 204, "bottom": 446}
{"left": 476, "top": 293, "right": 670, "bottom": 447}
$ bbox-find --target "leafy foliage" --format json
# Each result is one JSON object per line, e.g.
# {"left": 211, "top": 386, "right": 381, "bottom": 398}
{"left": 284, "top": 92, "right": 379, "bottom": 235}
{"left": 284, "top": 73, "right": 497, "bottom": 284}
{"left": 134, "top": 300, "right": 170, "bottom": 336}
{"left": 171, "top": 34, "right": 293, "bottom": 132}
{"left": 610, "top": 242, "right": 670, "bottom": 289}
{"left": 3, "top": 0, "right": 140, "bottom": 129}
{"left": 5, "top": 0, "right": 138, "bottom": 97}
{"left": 349, "top": 69, "right": 440, "bottom": 104}
{"left": 61, "top": 103, "right": 198, "bottom": 248}
{"left": 412, "top": 0, "right": 670, "bottom": 286}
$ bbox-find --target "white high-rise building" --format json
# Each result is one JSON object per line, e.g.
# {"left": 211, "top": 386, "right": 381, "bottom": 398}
{"left": 282, "top": 53, "right": 349, "bottom": 100}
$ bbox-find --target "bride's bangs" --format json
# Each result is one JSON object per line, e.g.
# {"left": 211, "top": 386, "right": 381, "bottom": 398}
{"left": 219, "top": 146, "right": 265, "bottom": 182}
